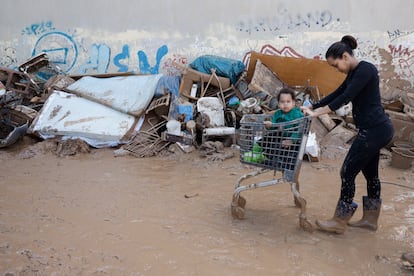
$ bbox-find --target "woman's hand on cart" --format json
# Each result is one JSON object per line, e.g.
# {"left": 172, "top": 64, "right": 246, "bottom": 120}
{"left": 300, "top": 106, "right": 315, "bottom": 117}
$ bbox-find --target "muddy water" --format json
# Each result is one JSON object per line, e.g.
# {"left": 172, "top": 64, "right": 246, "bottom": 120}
{"left": 0, "top": 145, "right": 414, "bottom": 275}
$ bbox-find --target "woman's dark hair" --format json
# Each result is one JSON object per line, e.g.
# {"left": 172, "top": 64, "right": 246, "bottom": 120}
{"left": 277, "top": 87, "right": 296, "bottom": 101}
{"left": 325, "top": 35, "right": 358, "bottom": 59}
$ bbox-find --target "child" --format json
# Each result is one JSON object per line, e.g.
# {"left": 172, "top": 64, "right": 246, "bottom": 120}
{"left": 258, "top": 87, "right": 304, "bottom": 169}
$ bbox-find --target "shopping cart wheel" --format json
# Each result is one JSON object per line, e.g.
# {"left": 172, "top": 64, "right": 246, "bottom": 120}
{"left": 231, "top": 205, "right": 245, "bottom": 219}
{"left": 238, "top": 196, "right": 247, "bottom": 208}
{"left": 299, "top": 214, "right": 315, "bottom": 233}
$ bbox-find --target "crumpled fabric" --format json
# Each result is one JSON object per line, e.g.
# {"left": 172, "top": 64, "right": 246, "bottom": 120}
{"left": 199, "top": 141, "right": 224, "bottom": 156}
{"left": 189, "top": 55, "right": 245, "bottom": 84}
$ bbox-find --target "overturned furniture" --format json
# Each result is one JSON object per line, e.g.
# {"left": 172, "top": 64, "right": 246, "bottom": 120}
{"left": 123, "top": 118, "right": 170, "bottom": 157}
{"left": 0, "top": 67, "right": 37, "bottom": 96}
{"left": 196, "top": 97, "right": 236, "bottom": 145}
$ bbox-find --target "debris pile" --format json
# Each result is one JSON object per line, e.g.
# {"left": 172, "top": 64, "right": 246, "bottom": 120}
{"left": 1, "top": 52, "right": 413, "bottom": 167}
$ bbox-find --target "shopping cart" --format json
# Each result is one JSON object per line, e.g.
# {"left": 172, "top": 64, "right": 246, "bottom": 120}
{"left": 231, "top": 114, "right": 314, "bottom": 232}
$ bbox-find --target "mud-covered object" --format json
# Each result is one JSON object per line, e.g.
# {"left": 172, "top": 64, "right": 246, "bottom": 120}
{"left": 315, "top": 200, "right": 358, "bottom": 234}
{"left": 199, "top": 141, "right": 224, "bottom": 156}
{"left": 0, "top": 119, "right": 28, "bottom": 148}
{"left": 0, "top": 108, "right": 30, "bottom": 148}
{"left": 402, "top": 252, "right": 414, "bottom": 265}
{"left": 198, "top": 141, "right": 234, "bottom": 162}
{"left": 54, "top": 138, "right": 90, "bottom": 156}
{"left": 189, "top": 55, "right": 245, "bottom": 84}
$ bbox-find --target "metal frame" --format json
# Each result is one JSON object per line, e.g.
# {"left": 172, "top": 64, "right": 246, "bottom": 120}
{"left": 231, "top": 115, "right": 314, "bottom": 232}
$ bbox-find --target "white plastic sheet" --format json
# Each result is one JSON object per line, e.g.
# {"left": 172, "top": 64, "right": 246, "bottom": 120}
{"left": 305, "top": 131, "right": 320, "bottom": 159}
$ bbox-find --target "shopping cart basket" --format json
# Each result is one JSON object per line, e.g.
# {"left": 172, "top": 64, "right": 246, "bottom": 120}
{"left": 231, "top": 114, "right": 314, "bottom": 232}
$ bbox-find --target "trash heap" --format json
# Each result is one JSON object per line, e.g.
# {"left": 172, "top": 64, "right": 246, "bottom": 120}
{"left": 1, "top": 52, "right": 413, "bottom": 168}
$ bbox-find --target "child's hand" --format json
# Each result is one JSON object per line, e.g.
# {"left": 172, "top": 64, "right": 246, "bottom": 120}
{"left": 282, "top": 139, "right": 292, "bottom": 148}
{"left": 264, "top": 120, "right": 272, "bottom": 129}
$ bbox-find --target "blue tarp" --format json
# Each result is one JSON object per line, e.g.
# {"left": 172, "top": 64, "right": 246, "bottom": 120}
{"left": 189, "top": 55, "right": 245, "bottom": 84}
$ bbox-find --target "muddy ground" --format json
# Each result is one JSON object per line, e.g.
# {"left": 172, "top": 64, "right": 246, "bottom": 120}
{"left": 1, "top": 138, "right": 414, "bottom": 275}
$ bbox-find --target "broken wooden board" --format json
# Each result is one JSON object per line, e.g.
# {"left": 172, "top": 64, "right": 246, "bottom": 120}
{"left": 246, "top": 52, "right": 346, "bottom": 97}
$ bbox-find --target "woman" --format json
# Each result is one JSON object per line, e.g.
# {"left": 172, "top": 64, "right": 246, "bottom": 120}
{"left": 301, "top": 35, "right": 394, "bottom": 234}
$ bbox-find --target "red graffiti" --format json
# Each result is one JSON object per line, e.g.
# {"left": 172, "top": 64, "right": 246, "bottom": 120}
{"left": 260, "top": 45, "right": 305, "bottom": 58}
{"left": 242, "top": 44, "right": 319, "bottom": 68}
{"left": 161, "top": 54, "right": 188, "bottom": 76}
{"left": 389, "top": 44, "right": 414, "bottom": 58}
{"left": 397, "top": 56, "right": 414, "bottom": 78}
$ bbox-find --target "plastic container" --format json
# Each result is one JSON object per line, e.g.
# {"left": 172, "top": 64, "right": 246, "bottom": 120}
{"left": 238, "top": 97, "right": 258, "bottom": 114}
{"left": 166, "top": 120, "right": 181, "bottom": 136}
{"left": 393, "top": 140, "right": 414, "bottom": 150}
{"left": 228, "top": 96, "right": 240, "bottom": 108}
{"left": 190, "top": 84, "right": 198, "bottom": 97}
{"left": 177, "top": 104, "right": 193, "bottom": 122}
{"left": 303, "top": 95, "right": 312, "bottom": 107}
{"left": 390, "top": 147, "right": 414, "bottom": 169}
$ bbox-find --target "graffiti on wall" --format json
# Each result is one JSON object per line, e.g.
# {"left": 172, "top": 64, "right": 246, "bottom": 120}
{"left": 238, "top": 8, "right": 339, "bottom": 35}
{"left": 13, "top": 22, "right": 414, "bottom": 84}
{"left": 78, "top": 43, "right": 111, "bottom": 74}
{"left": 114, "top": 45, "right": 130, "bottom": 73}
{"left": 138, "top": 45, "right": 168, "bottom": 74}
{"left": 389, "top": 44, "right": 414, "bottom": 79}
{"left": 22, "top": 21, "right": 55, "bottom": 36}
{"left": 32, "top": 31, "right": 79, "bottom": 72}
{"left": 161, "top": 54, "right": 188, "bottom": 76}
{"left": 0, "top": 46, "right": 17, "bottom": 67}
{"left": 384, "top": 30, "right": 414, "bottom": 81}
{"left": 242, "top": 44, "right": 306, "bottom": 69}
{"left": 22, "top": 22, "right": 169, "bottom": 75}
{"left": 387, "top": 29, "right": 414, "bottom": 42}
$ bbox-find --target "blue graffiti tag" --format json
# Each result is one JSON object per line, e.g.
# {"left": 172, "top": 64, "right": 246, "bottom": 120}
{"left": 138, "top": 45, "right": 168, "bottom": 74}
{"left": 78, "top": 44, "right": 111, "bottom": 74}
{"left": 32, "top": 31, "right": 78, "bottom": 73}
{"left": 114, "top": 45, "right": 130, "bottom": 72}
{"left": 22, "top": 21, "right": 55, "bottom": 36}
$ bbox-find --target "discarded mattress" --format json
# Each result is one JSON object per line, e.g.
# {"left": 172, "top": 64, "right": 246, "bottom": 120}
{"left": 28, "top": 91, "right": 142, "bottom": 148}
{"left": 66, "top": 74, "right": 162, "bottom": 116}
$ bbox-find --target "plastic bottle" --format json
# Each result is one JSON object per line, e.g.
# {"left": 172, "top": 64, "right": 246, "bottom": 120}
{"left": 190, "top": 84, "right": 198, "bottom": 98}
{"left": 303, "top": 95, "right": 312, "bottom": 107}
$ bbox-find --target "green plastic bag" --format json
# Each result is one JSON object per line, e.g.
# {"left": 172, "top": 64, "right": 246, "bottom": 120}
{"left": 243, "top": 143, "right": 267, "bottom": 163}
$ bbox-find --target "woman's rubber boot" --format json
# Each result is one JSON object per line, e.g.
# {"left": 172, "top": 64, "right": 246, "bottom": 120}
{"left": 315, "top": 200, "right": 358, "bottom": 234}
{"left": 348, "top": 196, "right": 381, "bottom": 231}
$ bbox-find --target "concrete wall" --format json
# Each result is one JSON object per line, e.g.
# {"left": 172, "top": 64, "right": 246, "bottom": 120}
{"left": 1, "top": 0, "right": 413, "bottom": 90}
